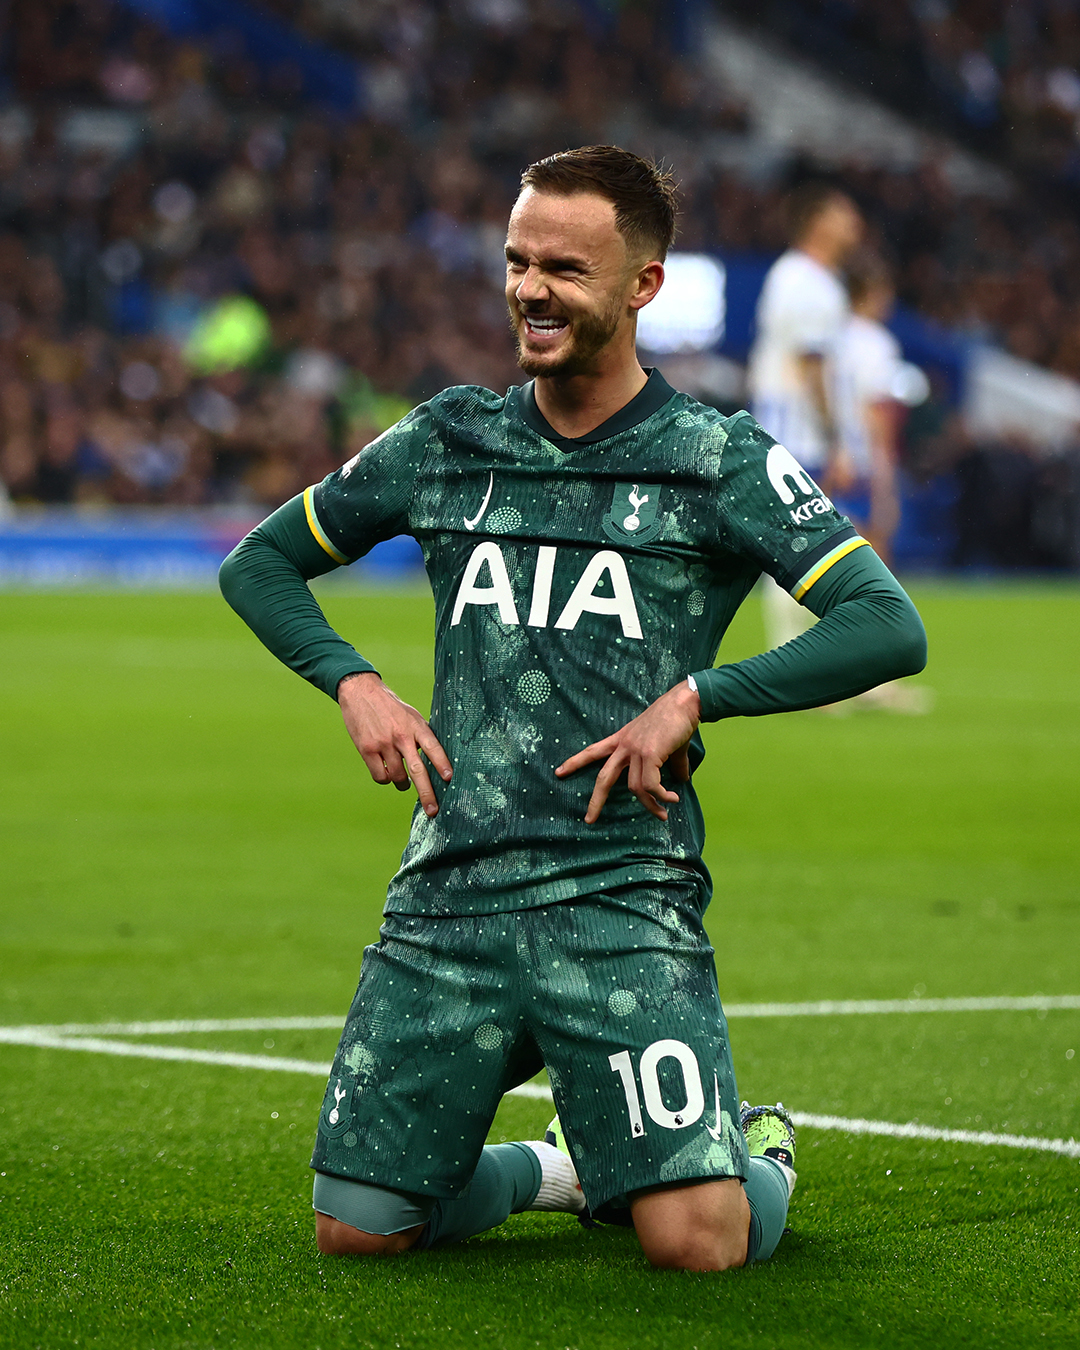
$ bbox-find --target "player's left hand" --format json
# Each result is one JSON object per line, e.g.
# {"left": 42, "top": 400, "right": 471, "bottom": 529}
{"left": 555, "top": 680, "right": 702, "bottom": 823}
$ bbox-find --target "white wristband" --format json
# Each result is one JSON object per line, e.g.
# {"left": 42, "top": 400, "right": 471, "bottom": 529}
{"left": 686, "top": 674, "right": 698, "bottom": 694}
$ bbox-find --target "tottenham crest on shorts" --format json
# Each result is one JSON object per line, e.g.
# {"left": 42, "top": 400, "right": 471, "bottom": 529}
{"left": 318, "top": 1075, "right": 356, "bottom": 1138}
{"left": 602, "top": 483, "right": 661, "bottom": 545}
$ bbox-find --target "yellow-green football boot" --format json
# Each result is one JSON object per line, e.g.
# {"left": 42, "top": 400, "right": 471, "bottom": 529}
{"left": 740, "top": 1101, "right": 797, "bottom": 1195}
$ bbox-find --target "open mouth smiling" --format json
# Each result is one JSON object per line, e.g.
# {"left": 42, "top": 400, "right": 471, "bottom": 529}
{"left": 522, "top": 313, "right": 569, "bottom": 340}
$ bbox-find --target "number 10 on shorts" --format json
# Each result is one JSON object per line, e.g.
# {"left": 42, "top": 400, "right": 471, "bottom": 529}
{"left": 609, "top": 1039, "right": 706, "bottom": 1139}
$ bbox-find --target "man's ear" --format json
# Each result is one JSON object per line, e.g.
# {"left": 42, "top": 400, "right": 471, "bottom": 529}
{"left": 629, "top": 260, "right": 664, "bottom": 311}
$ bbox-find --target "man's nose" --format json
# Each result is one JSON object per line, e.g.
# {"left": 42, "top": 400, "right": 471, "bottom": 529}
{"left": 516, "top": 266, "right": 548, "bottom": 303}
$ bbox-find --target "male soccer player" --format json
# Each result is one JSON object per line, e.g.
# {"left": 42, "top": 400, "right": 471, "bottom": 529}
{"left": 833, "top": 250, "right": 929, "bottom": 564}
{"left": 748, "top": 182, "right": 864, "bottom": 651}
{"left": 220, "top": 146, "right": 926, "bottom": 1271}
{"left": 832, "top": 249, "right": 932, "bottom": 713}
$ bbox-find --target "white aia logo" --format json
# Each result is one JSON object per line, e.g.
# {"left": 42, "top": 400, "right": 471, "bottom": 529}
{"left": 766, "top": 443, "right": 834, "bottom": 524}
{"left": 450, "top": 542, "right": 643, "bottom": 639}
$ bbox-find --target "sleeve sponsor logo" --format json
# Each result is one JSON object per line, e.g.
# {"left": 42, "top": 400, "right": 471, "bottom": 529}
{"left": 766, "top": 444, "right": 817, "bottom": 504}
{"left": 788, "top": 495, "right": 835, "bottom": 524}
{"left": 766, "top": 443, "right": 833, "bottom": 524}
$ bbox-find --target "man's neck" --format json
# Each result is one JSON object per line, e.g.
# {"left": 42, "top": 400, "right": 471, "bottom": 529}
{"left": 795, "top": 240, "right": 839, "bottom": 273}
{"left": 533, "top": 359, "right": 649, "bottom": 439}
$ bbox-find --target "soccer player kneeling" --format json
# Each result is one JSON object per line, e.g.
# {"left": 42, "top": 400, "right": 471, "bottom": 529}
{"left": 221, "top": 146, "right": 926, "bottom": 1270}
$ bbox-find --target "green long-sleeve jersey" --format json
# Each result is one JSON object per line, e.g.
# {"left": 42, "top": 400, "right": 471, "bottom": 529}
{"left": 221, "top": 370, "right": 926, "bottom": 916}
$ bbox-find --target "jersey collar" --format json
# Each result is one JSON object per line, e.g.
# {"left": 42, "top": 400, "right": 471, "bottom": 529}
{"left": 514, "top": 367, "right": 677, "bottom": 451}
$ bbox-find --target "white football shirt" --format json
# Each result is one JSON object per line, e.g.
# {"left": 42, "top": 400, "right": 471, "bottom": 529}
{"left": 833, "top": 314, "right": 905, "bottom": 477}
{"left": 748, "top": 249, "right": 848, "bottom": 470}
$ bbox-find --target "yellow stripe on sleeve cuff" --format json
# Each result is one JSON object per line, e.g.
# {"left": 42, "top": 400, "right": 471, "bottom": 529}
{"left": 792, "top": 536, "right": 869, "bottom": 601}
{"left": 303, "top": 486, "right": 349, "bottom": 565}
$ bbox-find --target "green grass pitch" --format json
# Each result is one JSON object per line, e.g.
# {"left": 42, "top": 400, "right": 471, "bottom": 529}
{"left": 1, "top": 580, "right": 1078, "bottom": 1349}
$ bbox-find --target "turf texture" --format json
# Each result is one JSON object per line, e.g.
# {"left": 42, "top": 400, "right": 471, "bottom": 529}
{"left": 0, "top": 582, "right": 1077, "bottom": 1349}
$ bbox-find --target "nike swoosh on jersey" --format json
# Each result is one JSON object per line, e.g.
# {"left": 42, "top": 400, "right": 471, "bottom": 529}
{"left": 464, "top": 472, "right": 494, "bottom": 531}
{"left": 705, "top": 1072, "right": 724, "bottom": 1141}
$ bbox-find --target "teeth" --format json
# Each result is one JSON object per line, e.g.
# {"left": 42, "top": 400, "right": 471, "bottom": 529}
{"left": 526, "top": 316, "right": 566, "bottom": 331}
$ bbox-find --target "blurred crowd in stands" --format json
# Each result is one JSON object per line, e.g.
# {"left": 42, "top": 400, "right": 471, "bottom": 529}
{"left": 1, "top": 0, "right": 1080, "bottom": 537}
{"left": 734, "top": 0, "right": 1080, "bottom": 178}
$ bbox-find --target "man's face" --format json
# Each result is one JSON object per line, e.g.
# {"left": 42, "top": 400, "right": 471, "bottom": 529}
{"left": 505, "top": 188, "right": 645, "bottom": 378}
{"left": 817, "top": 195, "right": 863, "bottom": 259}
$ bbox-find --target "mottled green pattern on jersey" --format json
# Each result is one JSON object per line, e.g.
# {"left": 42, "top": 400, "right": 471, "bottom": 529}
{"left": 313, "top": 376, "right": 855, "bottom": 916}
{"left": 311, "top": 887, "right": 749, "bottom": 1210}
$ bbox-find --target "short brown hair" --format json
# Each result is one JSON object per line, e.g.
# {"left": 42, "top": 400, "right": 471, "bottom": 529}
{"left": 520, "top": 146, "right": 678, "bottom": 261}
{"left": 785, "top": 181, "right": 849, "bottom": 244}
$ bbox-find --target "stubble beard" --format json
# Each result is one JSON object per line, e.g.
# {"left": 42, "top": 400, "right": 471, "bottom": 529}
{"left": 511, "top": 294, "right": 625, "bottom": 379}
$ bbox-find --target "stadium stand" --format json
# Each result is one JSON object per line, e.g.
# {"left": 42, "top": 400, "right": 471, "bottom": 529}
{"left": 0, "top": 0, "right": 1078, "bottom": 570}
{"left": 724, "top": 0, "right": 1080, "bottom": 182}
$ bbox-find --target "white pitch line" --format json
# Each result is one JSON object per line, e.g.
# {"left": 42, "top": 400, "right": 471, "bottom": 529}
{"left": 725, "top": 994, "right": 1080, "bottom": 1018}
{"left": 2, "top": 1027, "right": 1077, "bottom": 1159}
{"left": 0, "top": 1027, "right": 556, "bottom": 1098}
{"left": 8, "top": 994, "right": 1079, "bottom": 1038}
{"left": 7, "top": 1016, "right": 346, "bottom": 1037}
{"left": 0, "top": 1028, "right": 329, "bottom": 1076}
{"left": 790, "top": 1111, "right": 1080, "bottom": 1160}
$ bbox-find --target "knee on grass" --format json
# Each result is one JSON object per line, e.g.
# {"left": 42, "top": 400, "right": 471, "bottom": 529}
{"left": 631, "top": 1178, "right": 750, "bottom": 1272}
{"left": 636, "top": 1224, "right": 749, "bottom": 1272}
{"left": 312, "top": 1172, "right": 432, "bottom": 1256}
{"left": 315, "top": 1211, "right": 422, "bottom": 1256}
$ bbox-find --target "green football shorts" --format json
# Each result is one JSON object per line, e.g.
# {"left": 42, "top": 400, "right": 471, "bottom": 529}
{"left": 311, "top": 885, "right": 750, "bottom": 1214}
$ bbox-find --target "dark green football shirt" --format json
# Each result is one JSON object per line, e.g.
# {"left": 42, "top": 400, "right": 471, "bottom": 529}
{"left": 303, "top": 371, "right": 864, "bottom": 916}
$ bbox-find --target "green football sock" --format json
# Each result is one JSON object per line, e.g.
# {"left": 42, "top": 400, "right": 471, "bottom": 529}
{"left": 417, "top": 1144, "right": 542, "bottom": 1249}
{"left": 743, "top": 1156, "right": 791, "bottom": 1262}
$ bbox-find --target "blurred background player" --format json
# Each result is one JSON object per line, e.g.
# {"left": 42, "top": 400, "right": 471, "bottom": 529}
{"left": 833, "top": 250, "right": 931, "bottom": 565}
{"left": 832, "top": 250, "right": 933, "bottom": 712}
{"left": 747, "top": 183, "right": 863, "bottom": 651}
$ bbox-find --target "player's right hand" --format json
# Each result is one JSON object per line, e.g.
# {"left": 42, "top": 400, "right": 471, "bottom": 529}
{"left": 336, "top": 672, "right": 452, "bottom": 817}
